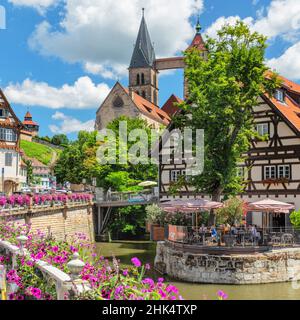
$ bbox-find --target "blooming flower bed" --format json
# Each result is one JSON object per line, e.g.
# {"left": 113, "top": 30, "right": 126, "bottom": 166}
{"left": 0, "top": 220, "right": 228, "bottom": 301}
{"left": 0, "top": 193, "right": 93, "bottom": 210}
{"left": 0, "top": 220, "right": 185, "bottom": 300}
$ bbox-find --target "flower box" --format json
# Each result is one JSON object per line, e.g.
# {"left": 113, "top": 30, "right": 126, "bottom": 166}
{"left": 150, "top": 225, "right": 165, "bottom": 241}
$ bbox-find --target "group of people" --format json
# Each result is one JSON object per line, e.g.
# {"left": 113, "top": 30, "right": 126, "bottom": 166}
{"left": 196, "top": 223, "right": 261, "bottom": 245}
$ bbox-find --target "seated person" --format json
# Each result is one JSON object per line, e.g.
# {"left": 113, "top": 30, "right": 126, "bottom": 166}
{"left": 199, "top": 224, "right": 207, "bottom": 233}
{"left": 211, "top": 226, "right": 218, "bottom": 243}
{"left": 250, "top": 225, "right": 261, "bottom": 243}
{"left": 230, "top": 225, "right": 238, "bottom": 236}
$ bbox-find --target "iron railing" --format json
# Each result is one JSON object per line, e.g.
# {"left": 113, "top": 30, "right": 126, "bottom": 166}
{"left": 167, "top": 225, "right": 300, "bottom": 248}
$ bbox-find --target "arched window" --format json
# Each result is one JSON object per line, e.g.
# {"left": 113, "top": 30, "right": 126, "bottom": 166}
{"left": 136, "top": 74, "right": 140, "bottom": 85}
{"left": 142, "top": 91, "right": 146, "bottom": 99}
{"left": 113, "top": 96, "right": 124, "bottom": 108}
{"left": 141, "top": 73, "right": 145, "bottom": 85}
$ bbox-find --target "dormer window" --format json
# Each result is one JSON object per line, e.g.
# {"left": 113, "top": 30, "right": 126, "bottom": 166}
{"left": 275, "top": 89, "right": 284, "bottom": 103}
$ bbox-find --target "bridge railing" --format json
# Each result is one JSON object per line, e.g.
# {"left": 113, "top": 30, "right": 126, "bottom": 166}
{"left": 0, "top": 236, "right": 90, "bottom": 300}
{"left": 97, "top": 189, "right": 158, "bottom": 204}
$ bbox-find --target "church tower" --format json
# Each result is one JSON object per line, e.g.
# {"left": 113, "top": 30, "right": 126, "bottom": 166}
{"left": 184, "top": 18, "right": 207, "bottom": 99}
{"left": 129, "top": 10, "right": 159, "bottom": 106}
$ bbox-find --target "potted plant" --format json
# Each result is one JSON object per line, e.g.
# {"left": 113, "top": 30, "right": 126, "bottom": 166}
{"left": 145, "top": 204, "right": 166, "bottom": 241}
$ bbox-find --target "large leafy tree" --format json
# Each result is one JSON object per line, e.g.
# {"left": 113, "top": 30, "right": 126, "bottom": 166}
{"left": 54, "top": 117, "right": 158, "bottom": 236}
{"left": 178, "top": 22, "right": 280, "bottom": 222}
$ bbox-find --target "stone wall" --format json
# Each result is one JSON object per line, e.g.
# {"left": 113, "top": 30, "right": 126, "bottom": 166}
{"left": 155, "top": 241, "right": 300, "bottom": 284}
{"left": 4, "top": 203, "right": 95, "bottom": 243}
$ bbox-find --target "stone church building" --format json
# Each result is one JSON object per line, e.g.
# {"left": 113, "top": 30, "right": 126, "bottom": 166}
{"left": 95, "top": 11, "right": 203, "bottom": 130}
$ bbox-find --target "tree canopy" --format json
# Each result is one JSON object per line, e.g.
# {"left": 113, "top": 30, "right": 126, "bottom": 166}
{"left": 177, "top": 21, "right": 281, "bottom": 204}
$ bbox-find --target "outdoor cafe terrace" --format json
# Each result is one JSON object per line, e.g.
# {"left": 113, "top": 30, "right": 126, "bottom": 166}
{"left": 160, "top": 199, "right": 300, "bottom": 254}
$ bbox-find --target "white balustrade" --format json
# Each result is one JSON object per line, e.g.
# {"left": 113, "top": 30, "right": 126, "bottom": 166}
{"left": 0, "top": 238, "right": 90, "bottom": 300}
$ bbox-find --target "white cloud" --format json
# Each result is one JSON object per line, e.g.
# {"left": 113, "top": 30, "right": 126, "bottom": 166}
{"left": 268, "top": 42, "right": 300, "bottom": 80}
{"left": 205, "top": 16, "right": 254, "bottom": 39}
{"left": 4, "top": 76, "right": 110, "bottom": 109}
{"left": 84, "top": 62, "right": 127, "bottom": 80}
{"left": 9, "top": 0, "right": 59, "bottom": 13}
{"left": 205, "top": 0, "right": 300, "bottom": 41}
{"left": 252, "top": 0, "right": 300, "bottom": 40}
{"left": 28, "top": 0, "right": 204, "bottom": 79}
{"left": 49, "top": 112, "right": 95, "bottom": 134}
{"left": 204, "top": 0, "right": 300, "bottom": 81}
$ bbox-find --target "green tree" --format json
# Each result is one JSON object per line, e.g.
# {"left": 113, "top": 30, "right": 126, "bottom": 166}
{"left": 290, "top": 210, "right": 300, "bottom": 228}
{"left": 177, "top": 21, "right": 280, "bottom": 223}
{"left": 23, "top": 159, "right": 33, "bottom": 185}
{"left": 51, "top": 134, "right": 69, "bottom": 146}
{"left": 216, "top": 197, "right": 244, "bottom": 226}
{"left": 54, "top": 117, "right": 158, "bottom": 237}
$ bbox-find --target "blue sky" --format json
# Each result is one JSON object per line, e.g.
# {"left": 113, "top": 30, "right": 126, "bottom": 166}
{"left": 0, "top": 0, "right": 299, "bottom": 140}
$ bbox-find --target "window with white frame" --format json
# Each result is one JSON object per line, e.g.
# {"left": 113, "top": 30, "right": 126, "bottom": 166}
{"left": 264, "top": 165, "right": 276, "bottom": 179}
{"left": 170, "top": 170, "right": 181, "bottom": 182}
{"left": 275, "top": 89, "right": 284, "bottom": 103}
{"left": 5, "top": 153, "right": 13, "bottom": 167}
{"left": 0, "top": 128, "right": 17, "bottom": 141}
{"left": 278, "top": 165, "right": 290, "bottom": 179}
{"left": 256, "top": 123, "right": 269, "bottom": 136}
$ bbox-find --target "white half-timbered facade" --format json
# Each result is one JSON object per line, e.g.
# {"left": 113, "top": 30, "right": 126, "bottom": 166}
{"left": 158, "top": 75, "right": 300, "bottom": 229}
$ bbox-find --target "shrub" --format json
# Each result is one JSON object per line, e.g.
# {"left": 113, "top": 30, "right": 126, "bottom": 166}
{"left": 216, "top": 197, "right": 244, "bottom": 226}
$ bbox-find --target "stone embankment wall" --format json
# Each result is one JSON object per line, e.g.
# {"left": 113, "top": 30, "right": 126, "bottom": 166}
{"left": 155, "top": 241, "right": 300, "bottom": 284}
{"left": 3, "top": 203, "right": 95, "bottom": 242}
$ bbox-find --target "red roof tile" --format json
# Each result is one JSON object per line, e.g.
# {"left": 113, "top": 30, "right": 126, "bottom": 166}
{"left": 124, "top": 88, "right": 171, "bottom": 126}
{"left": 186, "top": 33, "right": 207, "bottom": 52}
{"left": 23, "top": 120, "right": 39, "bottom": 126}
{"left": 25, "top": 111, "right": 32, "bottom": 118}
{"left": 266, "top": 93, "right": 300, "bottom": 133}
{"left": 161, "top": 94, "right": 183, "bottom": 117}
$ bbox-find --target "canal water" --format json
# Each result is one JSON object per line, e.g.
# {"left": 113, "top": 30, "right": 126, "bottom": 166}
{"left": 96, "top": 241, "right": 300, "bottom": 300}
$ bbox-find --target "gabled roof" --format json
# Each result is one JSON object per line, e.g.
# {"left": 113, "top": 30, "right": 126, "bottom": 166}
{"left": 0, "top": 89, "right": 23, "bottom": 128}
{"left": 97, "top": 82, "right": 171, "bottom": 126}
{"left": 266, "top": 71, "right": 300, "bottom": 95}
{"left": 186, "top": 33, "right": 207, "bottom": 52}
{"left": 161, "top": 94, "right": 183, "bottom": 117}
{"left": 25, "top": 111, "right": 32, "bottom": 119}
{"left": 129, "top": 15, "right": 156, "bottom": 68}
{"left": 124, "top": 88, "right": 171, "bottom": 126}
{"left": 264, "top": 93, "right": 300, "bottom": 134}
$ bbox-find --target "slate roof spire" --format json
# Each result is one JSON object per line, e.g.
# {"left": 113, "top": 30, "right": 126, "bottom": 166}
{"left": 129, "top": 9, "right": 156, "bottom": 68}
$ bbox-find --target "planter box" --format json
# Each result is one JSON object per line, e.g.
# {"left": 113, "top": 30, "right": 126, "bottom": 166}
{"left": 150, "top": 225, "right": 165, "bottom": 241}
{"left": 146, "top": 222, "right": 152, "bottom": 233}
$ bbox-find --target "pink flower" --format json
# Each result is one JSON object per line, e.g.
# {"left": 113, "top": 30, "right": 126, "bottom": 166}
{"left": 217, "top": 290, "right": 228, "bottom": 300}
{"left": 131, "top": 257, "right": 141, "bottom": 267}
{"left": 27, "top": 287, "right": 42, "bottom": 300}
{"left": 51, "top": 246, "right": 59, "bottom": 253}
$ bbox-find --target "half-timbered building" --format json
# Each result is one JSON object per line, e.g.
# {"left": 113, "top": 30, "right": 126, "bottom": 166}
{"left": 157, "top": 31, "right": 300, "bottom": 230}
{"left": 0, "top": 89, "right": 27, "bottom": 193}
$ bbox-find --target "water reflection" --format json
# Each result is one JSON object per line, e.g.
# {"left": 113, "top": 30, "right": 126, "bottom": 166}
{"left": 96, "top": 241, "right": 300, "bottom": 300}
